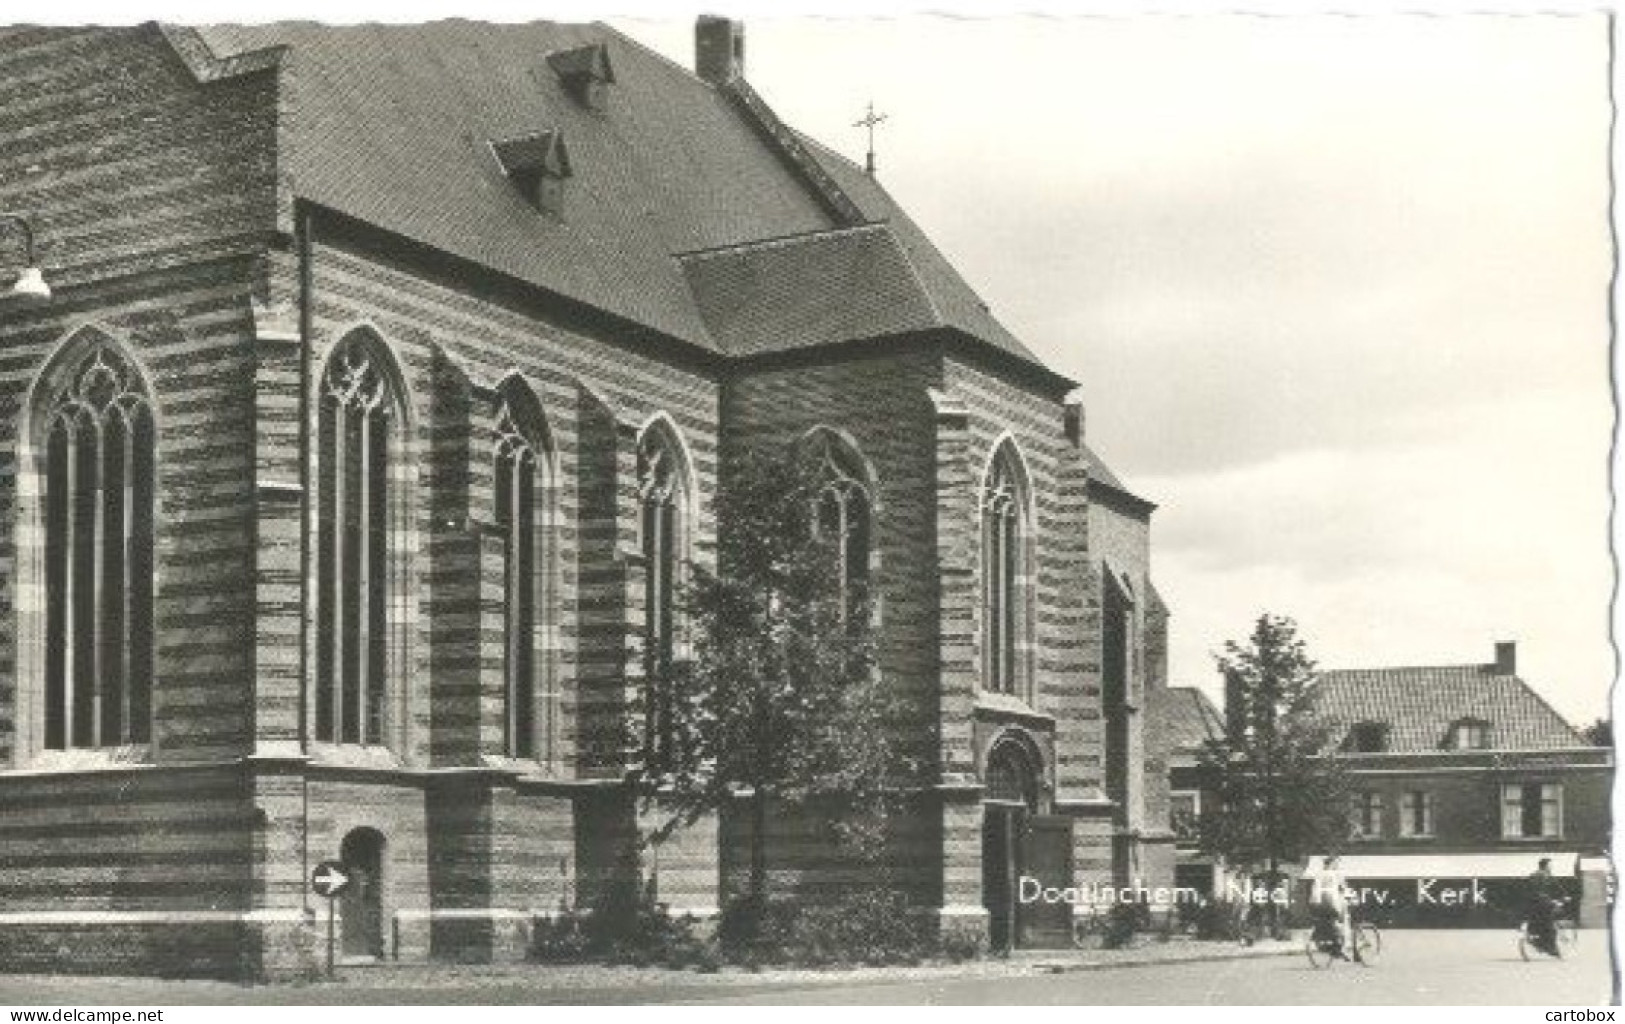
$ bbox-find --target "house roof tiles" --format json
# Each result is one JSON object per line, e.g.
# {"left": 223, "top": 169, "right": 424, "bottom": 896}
{"left": 1306, "top": 662, "right": 1585, "bottom": 753}
{"left": 1155, "top": 686, "right": 1225, "bottom": 753}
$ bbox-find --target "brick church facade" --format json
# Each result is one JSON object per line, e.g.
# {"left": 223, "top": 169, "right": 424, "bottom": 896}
{"left": 0, "top": 20, "right": 1171, "bottom": 977}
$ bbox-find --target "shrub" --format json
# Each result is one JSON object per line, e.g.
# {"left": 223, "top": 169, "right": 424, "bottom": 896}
{"left": 1103, "top": 899, "right": 1151, "bottom": 949}
{"left": 530, "top": 881, "right": 709, "bottom": 969}
{"left": 719, "top": 887, "right": 940, "bottom": 967}
{"left": 938, "top": 930, "right": 983, "bottom": 963}
{"left": 1184, "top": 897, "right": 1235, "bottom": 941}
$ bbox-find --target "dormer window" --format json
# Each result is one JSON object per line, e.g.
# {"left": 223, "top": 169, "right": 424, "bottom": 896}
{"left": 491, "top": 131, "right": 572, "bottom": 218}
{"left": 1345, "top": 722, "right": 1389, "bottom": 753}
{"left": 1448, "top": 718, "right": 1491, "bottom": 750}
{"left": 546, "top": 43, "right": 614, "bottom": 111}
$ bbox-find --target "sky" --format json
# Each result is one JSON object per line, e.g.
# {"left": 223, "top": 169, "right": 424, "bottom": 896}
{"left": 33, "top": 3, "right": 1619, "bottom": 725}
{"left": 604, "top": 12, "right": 1616, "bottom": 725}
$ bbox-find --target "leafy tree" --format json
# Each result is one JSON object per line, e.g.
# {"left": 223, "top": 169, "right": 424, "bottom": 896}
{"left": 1580, "top": 717, "right": 1611, "bottom": 747}
{"left": 1196, "top": 615, "right": 1350, "bottom": 917}
{"left": 636, "top": 443, "right": 914, "bottom": 910}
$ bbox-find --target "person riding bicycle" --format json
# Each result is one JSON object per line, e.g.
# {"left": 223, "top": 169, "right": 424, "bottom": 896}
{"left": 1524, "top": 858, "right": 1562, "bottom": 956}
{"left": 1313, "top": 855, "right": 1355, "bottom": 961}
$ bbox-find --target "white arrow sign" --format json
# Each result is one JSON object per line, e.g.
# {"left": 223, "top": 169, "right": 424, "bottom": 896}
{"left": 311, "top": 860, "right": 351, "bottom": 898}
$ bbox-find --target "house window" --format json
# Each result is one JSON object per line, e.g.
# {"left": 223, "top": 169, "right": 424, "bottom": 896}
{"left": 1450, "top": 720, "right": 1490, "bottom": 750}
{"left": 981, "top": 441, "right": 1028, "bottom": 695}
{"left": 315, "top": 337, "right": 401, "bottom": 746}
{"left": 1171, "top": 790, "right": 1200, "bottom": 842}
{"left": 1400, "top": 791, "right": 1435, "bottom": 838}
{"left": 40, "top": 344, "right": 155, "bottom": 749}
{"left": 1347, "top": 722, "right": 1390, "bottom": 753}
{"left": 493, "top": 385, "right": 551, "bottom": 760}
{"left": 1502, "top": 783, "right": 1563, "bottom": 839}
{"left": 638, "top": 420, "right": 688, "bottom": 763}
{"left": 1351, "top": 792, "right": 1383, "bottom": 838}
{"left": 807, "top": 431, "right": 871, "bottom": 624}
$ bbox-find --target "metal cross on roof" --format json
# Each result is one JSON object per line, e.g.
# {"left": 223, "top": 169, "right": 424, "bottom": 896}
{"left": 853, "top": 101, "right": 888, "bottom": 175}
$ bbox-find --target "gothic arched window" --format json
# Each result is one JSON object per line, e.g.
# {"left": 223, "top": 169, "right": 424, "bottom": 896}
{"left": 637, "top": 419, "right": 688, "bottom": 761}
{"left": 493, "top": 380, "right": 552, "bottom": 760}
{"left": 40, "top": 343, "right": 155, "bottom": 749}
{"left": 806, "top": 430, "right": 872, "bottom": 622}
{"left": 982, "top": 440, "right": 1029, "bottom": 695}
{"left": 315, "top": 335, "right": 403, "bottom": 746}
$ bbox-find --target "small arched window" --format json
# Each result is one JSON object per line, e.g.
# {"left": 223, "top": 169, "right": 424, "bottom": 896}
{"left": 39, "top": 342, "right": 155, "bottom": 749}
{"left": 984, "top": 736, "right": 1040, "bottom": 811}
{"left": 806, "top": 431, "right": 872, "bottom": 623}
{"left": 981, "top": 440, "right": 1029, "bottom": 695}
{"left": 315, "top": 334, "right": 404, "bottom": 747}
{"left": 638, "top": 418, "right": 689, "bottom": 761}
{"left": 493, "top": 380, "right": 552, "bottom": 760}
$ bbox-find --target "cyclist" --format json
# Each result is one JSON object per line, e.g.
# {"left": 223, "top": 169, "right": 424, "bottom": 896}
{"left": 1523, "top": 858, "right": 1561, "bottom": 956}
{"left": 1313, "top": 855, "right": 1355, "bottom": 961}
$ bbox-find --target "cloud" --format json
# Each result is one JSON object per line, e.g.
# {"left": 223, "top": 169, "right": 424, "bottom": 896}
{"left": 1147, "top": 389, "right": 1613, "bottom": 721}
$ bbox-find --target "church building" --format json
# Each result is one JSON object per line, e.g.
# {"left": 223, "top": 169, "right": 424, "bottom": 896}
{"left": 0, "top": 19, "right": 1171, "bottom": 977}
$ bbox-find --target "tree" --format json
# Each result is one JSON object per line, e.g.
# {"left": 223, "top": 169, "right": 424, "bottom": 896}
{"left": 1196, "top": 615, "right": 1350, "bottom": 917}
{"left": 1580, "top": 717, "right": 1611, "bottom": 747}
{"left": 636, "top": 443, "right": 913, "bottom": 912}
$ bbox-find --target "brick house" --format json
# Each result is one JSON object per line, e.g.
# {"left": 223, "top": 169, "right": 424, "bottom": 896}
{"left": 1305, "top": 642, "right": 1612, "bottom": 927}
{"left": 1151, "top": 685, "right": 1225, "bottom": 902}
{"left": 0, "top": 20, "right": 1170, "bottom": 977}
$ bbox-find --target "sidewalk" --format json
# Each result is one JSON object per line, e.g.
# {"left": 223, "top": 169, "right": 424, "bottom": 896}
{"left": 325, "top": 934, "right": 1302, "bottom": 991}
{"left": 0, "top": 936, "right": 1304, "bottom": 1004}
{"left": 1014, "top": 935, "right": 1300, "bottom": 974}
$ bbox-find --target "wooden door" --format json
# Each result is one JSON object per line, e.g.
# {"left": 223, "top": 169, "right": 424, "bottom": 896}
{"left": 1018, "top": 814, "right": 1075, "bottom": 948}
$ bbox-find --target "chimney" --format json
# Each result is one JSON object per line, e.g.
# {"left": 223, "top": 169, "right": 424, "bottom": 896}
{"left": 1494, "top": 641, "right": 1517, "bottom": 675}
{"left": 696, "top": 15, "right": 745, "bottom": 84}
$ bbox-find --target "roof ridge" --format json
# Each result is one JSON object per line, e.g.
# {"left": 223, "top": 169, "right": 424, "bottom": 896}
{"left": 719, "top": 77, "right": 866, "bottom": 228}
{"left": 881, "top": 222, "right": 944, "bottom": 325}
{"left": 1317, "top": 662, "right": 1505, "bottom": 676}
{"left": 673, "top": 221, "right": 888, "bottom": 261}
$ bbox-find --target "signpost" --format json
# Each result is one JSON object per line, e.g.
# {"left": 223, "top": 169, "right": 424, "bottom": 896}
{"left": 311, "top": 860, "right": 351, "bottom": 976}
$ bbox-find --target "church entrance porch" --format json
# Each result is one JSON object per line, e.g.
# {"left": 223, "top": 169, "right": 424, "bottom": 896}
{"left": 981, "top": 734, "right": 1073, "bottom": 951}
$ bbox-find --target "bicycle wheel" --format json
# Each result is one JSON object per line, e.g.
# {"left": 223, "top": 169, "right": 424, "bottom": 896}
{"left": 1352, "top": 922, "right": 1381, "bottom": 966}
{"left": 1557, "top": 920, "right": 1578, "bottom": 953}
{"left": 1518, "top": 925, "right": 1534, "bottom": 961}
{"left": 1305, "top": 932, "right": 1333, "bottom": 969}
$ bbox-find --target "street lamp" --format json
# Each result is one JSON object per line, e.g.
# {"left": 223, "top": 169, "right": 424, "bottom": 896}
{"left": 0, "top": 214, "right": 50, "bottom": 304}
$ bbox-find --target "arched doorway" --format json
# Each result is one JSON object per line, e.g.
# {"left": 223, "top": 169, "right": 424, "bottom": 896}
{"left": 983, "top": 737, "right": 1039, "bottom": 953}
{"left": 982, "top": 734, "right": 1073, "bottom": 951}
{"left": 339, "top": 828, "right": 385, "bottom": 960}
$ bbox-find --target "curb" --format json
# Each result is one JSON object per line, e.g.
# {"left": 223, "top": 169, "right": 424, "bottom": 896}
{"left": 1030, "top": 944, "right": 1301, "bottom": 974}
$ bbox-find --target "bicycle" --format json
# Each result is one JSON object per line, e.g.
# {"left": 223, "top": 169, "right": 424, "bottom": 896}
{"left": 1305, "top": 914, "right": 1381, "bottom": 968}
{"left": 1517, "top": 906, "right": 1578, "bottom": 961}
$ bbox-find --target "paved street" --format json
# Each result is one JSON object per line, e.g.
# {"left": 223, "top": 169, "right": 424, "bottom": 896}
{"left": 0, "top": 930, "right": 1611, "bottom": 1005}
{"left": 698, "top": 929, "right": 1615, "bottom": 1006}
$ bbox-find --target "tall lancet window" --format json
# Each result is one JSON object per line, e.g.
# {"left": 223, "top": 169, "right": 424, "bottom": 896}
{"left": 807, "top": 431, "right": 872, "bottom": 624}
{"left": 637, "top": 420, "right": 687, "bottom": 763}
{"left": 981, "top": 441, "right": 1028, "bottom": 695}
{"left": 41, "top": 344, "right": 155, "bottom": 749}
{"left": 315, "top": 339, "right": 399, "bottom": 746}
{"left": 493, "top": 382, "right": 551, "bottom": 760}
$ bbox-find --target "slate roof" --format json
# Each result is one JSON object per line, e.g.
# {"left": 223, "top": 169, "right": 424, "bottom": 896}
{"left": 679, "top": 224, "right": 943, "bottom": 355}
{"left": 189, "top": 21, "right": 1040, "bottom": 367}
{"left": 1306, "top": 662, "right": 1586, "bottom": 753}
{"left": 1155, "top": 686, "right": 1225, "bottom": 753}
